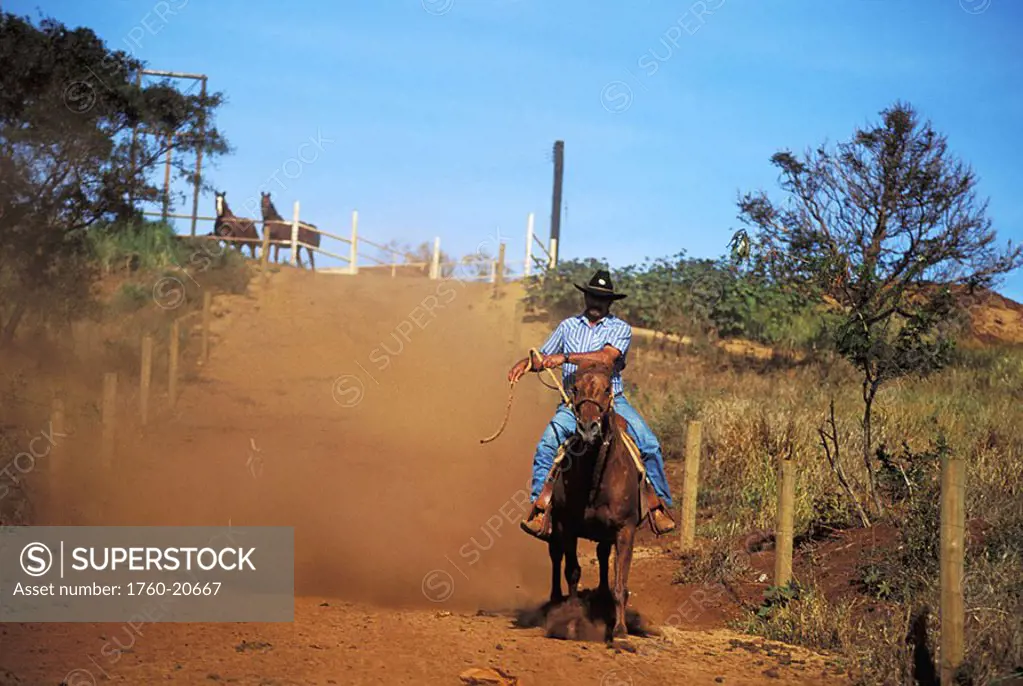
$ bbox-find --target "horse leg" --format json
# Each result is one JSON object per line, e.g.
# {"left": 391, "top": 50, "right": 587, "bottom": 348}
{"left": 563, "top": 535, "right": 581, "bottom": 601}
{"left": 548, "top": 538, "right": 564, "bottom": 605}
{"left": 308, "top": 248, "right": 315, "bottom": 271}
{"left": 612, "top": 526, "right": 636, "bottom": 638}
{"left": 597, "top": 540, "right": 612, "bottom": 596}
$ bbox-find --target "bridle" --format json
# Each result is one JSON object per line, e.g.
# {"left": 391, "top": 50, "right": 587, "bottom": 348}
{"left": 568, "top": 381, "right": 617, "bottom": 503}
{"left": 570, "top": 388, "right": 613, "bottom": 422}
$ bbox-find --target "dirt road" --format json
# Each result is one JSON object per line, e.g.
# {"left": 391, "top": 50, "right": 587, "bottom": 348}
{"left": 0, "top": 269, "right": 840, "bottom": 685}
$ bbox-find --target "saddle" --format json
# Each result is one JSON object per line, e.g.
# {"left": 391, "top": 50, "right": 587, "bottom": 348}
{"left": 533, "top": 429, "right": 668, "bottom": 537}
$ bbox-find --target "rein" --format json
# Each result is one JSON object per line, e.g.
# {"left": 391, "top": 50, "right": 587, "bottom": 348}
{"left": 480, "top": 348, "right": 569, "bottom": 444}
{"left": 480, "top": 346, "right": 648, "bottom": 486}
{"left": 589, "top": 408, "right": 616, "bottom": 504}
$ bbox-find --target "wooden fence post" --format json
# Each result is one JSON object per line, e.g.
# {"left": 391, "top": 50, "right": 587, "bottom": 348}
{"left": 201, "top": 291, "right": 212, "bottom": 362}
{"left": 775, "top": 455, "right": 795, "bottom": 588}
{"left": 524, "top": 213, "right": 534, "bottom": 277}
{"left": 161, "top": 133, "right": 173, "bottom": 221}
{"left": 290, "top": 201, "right": 300, "bottom": 267}
{"left": 260, "top": 223, "right": 271, "bottom": 276}
{"left": 680, "top": 420, "right": 702, "bottom": 549}
{"left": 101, "top": 372, "right": 117, "bottom": 469}
{"left": 140, "top": 335, "right": 153, "bottom": 425}
{"left": 430, "top": 237, "right": 441, "bottom": 280}
{"left": 49, "top": 397, "right": 66, "bottom": 517}
{"left": 496, "top": 243, "right": 506, "bottom": 289}
{"left": 169, "top": 320, "right": 180, "bottom": 409}
{"left": 350, "top": 210, "right": 359, "bottom": 275}
{"left": 940, "top": 450, "right": 966, "bottom": 685}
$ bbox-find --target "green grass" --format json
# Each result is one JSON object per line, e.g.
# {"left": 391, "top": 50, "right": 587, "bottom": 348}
{"left": 89, "top": 219, "right": 186, "bottom": 273}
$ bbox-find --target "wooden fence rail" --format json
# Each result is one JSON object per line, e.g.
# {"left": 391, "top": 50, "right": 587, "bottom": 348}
{"left": 155, "top": 207, "right": 426, "bottom": 277}
{"left": 153, "top": 204, "right": 552, "bottom": 283}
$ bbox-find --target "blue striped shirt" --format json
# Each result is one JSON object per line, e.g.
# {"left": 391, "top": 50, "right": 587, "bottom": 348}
{"left": 539, "top": 314, "right": 632, "bottom": 396}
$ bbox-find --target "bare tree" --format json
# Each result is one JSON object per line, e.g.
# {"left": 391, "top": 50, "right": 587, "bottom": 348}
{"left": 737, "top": 102, "right": 1021, "bottom": 517}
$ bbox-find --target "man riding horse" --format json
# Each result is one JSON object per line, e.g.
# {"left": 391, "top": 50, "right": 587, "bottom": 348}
{"left": 509, "top": 269, "right": 676, "bottom": 539}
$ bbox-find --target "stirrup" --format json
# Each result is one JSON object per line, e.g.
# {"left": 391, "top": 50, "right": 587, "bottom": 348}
{"left": 520, "top": 505, "right": 552, "bottom": 540}
{"left": 649, "top": 505, "right": 676, "bottom": 536}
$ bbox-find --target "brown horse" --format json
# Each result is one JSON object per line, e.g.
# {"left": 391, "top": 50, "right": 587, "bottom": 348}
{"left": 548, "top": 361, "right": 645, "bottom": 640}
{"left": 260, "top": 192, "right": 320, "bottom": 270}
{"left": 214, "top": 192, "right": 260, "bottom": 258}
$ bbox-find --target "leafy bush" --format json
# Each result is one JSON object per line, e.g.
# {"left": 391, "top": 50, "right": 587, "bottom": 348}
{"left": 89, "top": 219, "right": 185, "bottom": 273}
{"left": 523, "top": 254, "right": 825, "bottom": 348}
{"left": 0, "top": 12, "right": 228, "bottom": 347}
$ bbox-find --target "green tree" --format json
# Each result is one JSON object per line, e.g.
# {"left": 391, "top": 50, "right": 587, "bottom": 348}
{"left": 737, "top": 102, "right": 1021, "bottom": 515}
{"left": 0, "top": 12, "right": 229, "bottom": 345}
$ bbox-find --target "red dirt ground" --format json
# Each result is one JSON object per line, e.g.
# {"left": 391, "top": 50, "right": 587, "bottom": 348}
{"left": 0, "top": 269, "right": 849, "bottom": 685}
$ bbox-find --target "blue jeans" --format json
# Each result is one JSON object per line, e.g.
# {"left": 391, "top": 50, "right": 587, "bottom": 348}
{"left": 529, "top": 395, "right": 673, "bottom": 507}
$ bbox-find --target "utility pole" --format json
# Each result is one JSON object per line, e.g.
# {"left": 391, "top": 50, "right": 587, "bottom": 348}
{"left": 549, "top": 140, "right": 564, "bottom": 267}
{"left": 189, "top": 75, "right": 208, "bottom": 237}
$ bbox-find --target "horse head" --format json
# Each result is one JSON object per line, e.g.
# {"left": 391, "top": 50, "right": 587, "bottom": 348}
{"left": 215, "top": 191, "right": 226, "bottom": 218}
{"left": 260, "top": 191, "right": 279, "bottom": 220}
{"left": 570, "top": 361, "right": 615, "bottom": 445}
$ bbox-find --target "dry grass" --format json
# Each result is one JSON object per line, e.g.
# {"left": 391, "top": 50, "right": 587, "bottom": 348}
{"left": 629, "top": 339, "right": 1023, "bottom": 684}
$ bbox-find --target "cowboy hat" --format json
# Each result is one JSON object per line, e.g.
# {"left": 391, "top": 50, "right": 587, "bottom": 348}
{"left": 574, "top": 269, "right": 627, "bottom": 300}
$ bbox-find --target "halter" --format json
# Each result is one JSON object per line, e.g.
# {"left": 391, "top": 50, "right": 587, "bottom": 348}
{"left": 571, "top": 392, "right": 613, "bottom": 420}
{"left": 569, "top": 382, "right": 616, "bottom": 457}
{"left": 571, "top": 389, "right": 616, "bottom": 504}
{"left": 569, "top": 369, "right": 615, "bottom": 424}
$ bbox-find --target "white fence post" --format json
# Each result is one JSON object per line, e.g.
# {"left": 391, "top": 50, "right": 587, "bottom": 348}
{"left": 349, "top": 210, "right": 359, "bottom": 275}
{"left": 525, "top": 212, "right": 534, "bottom": 277}
{"left": 430, "top": 237, "right": 441, "bottom": 280}
{"left": 549, "top": 237, "right": 558, "bottom": 268}
{"left": 290, "top": 201, "right": 300, "bottom": 267}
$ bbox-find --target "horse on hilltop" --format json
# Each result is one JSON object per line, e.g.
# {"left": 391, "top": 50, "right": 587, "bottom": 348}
{"left": 213, "top": 191, "right": 260, "bottom": 259}
{"left": 260, "top": 192, "right": 320, "bottom": 270}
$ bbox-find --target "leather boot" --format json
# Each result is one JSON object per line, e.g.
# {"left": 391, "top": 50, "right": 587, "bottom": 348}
{"left": 650, "top": 503, "right": 676, "bottom": 535}
{"left": 520, "top": 470, "right": 557, "bottom": 540}
{"left": 641, "top": 478, "right": 676, "bottom": 535}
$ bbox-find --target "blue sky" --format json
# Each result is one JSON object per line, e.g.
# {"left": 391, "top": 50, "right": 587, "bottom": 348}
{"left": 12, "top": 0, "right": 1023, "bottom": 297}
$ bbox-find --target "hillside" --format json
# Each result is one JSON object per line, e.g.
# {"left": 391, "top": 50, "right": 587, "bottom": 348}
{"left": 0, "top": 268, "right": 843, "bottom": 685}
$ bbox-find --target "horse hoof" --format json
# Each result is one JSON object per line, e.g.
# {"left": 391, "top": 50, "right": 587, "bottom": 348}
{"left": 613, "top": 623, "right": 628, "bottom": 638}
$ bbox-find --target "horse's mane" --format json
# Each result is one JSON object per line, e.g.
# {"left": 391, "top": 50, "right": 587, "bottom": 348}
{"left": 574, "top": 359, "right": 613, "bottom": 378}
